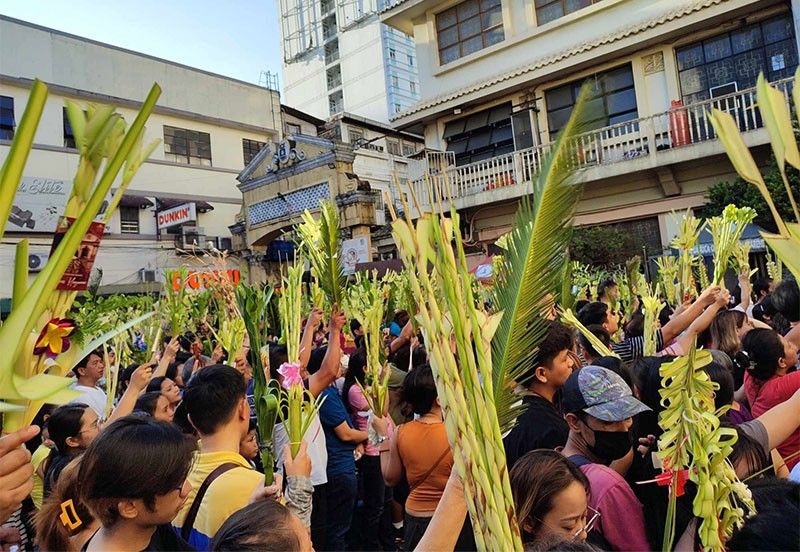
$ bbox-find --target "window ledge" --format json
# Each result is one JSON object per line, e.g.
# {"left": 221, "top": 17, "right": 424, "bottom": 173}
{"left": 433, "top": 0, "right": 626, "bottom": 77}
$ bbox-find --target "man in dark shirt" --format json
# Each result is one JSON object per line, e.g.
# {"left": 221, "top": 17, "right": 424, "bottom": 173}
{"left": 503, "top": 321, "right": 575, "bottom": 470}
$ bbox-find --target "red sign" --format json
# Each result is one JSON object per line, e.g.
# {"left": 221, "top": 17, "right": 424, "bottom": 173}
{"left": 50, "top": 217, "right": 106, "bottom": 291}
{"left": 157, "top": 203, "right": 196, "bottom": 229}
{"left": 172, "top": 269, "right": 241, "bottom": 291}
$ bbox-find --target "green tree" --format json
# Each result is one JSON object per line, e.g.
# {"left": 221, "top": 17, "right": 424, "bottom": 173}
{"left": 570, "top": 224, "right": 646, "bottom": 268}
{"left": 700, "top": 157, "right": 800, "bottom": 232}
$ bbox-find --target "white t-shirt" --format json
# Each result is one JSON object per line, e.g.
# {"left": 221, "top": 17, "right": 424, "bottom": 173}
{"left": 70, "top": 384, "right": 107, "bottom": 418}
{"left": 274, "top": 413, "right": 328, "bottom": 486}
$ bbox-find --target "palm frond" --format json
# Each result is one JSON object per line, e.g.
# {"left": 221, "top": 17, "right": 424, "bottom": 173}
{"left": 491, "top": 87, "right": 596, "bottom": 432}
{"left": 297, "top": 200, "right": 346, "bottom": 308}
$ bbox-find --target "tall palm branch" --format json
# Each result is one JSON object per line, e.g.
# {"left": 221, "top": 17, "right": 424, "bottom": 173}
{"left": 491, "top": 87, "right": 595, "bottom": 432}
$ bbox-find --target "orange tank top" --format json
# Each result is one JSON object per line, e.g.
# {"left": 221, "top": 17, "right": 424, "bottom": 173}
{"left": 396, "top": 420, "right": 453, "bottom": 513}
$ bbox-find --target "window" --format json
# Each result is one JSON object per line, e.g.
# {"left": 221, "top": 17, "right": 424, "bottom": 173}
{"left": 410, "top": 82, "right": 416, "bottom": 94}
{"left": 327, "top": 64, "right": 342, "bottom": 89}
{"left": 443, "top": 102, "right": 514, "bottom": 165}
{"left": 402, "top": 142, "right": 416, "bottom": 156}
{"left": 120, "top": 206, "right": 140, "bottom": 234}
{"left": 386, "top": 138, "right": 401, "bottom": 155}
{"left": 329, "top": 90, "right": 344, "bottom": 115}
{"left": 436, "top": 0, "right": 504, "bottom": 65}
{"left": 392, "top": 75, "right": 399, "bottom": 88}
{"left": 286, "top": 122, "right": 302, "bottom": 135}
{"left": 322, "top": 14, "right": 337, "bottom": 41}
{"left": 394, "top": 103, "right": 402, "bottom": 114}
{"left": 535, "top": 0, "right": 601, "bottom": 25}
{"left": 389, "top": 48, "right": 396, "bottom": 60}
{"left": 242, "top": 138, "right": 267, "bottom": 166}
{"left": 164, "top": 126, "right": 212, "bottom": 166}
{"left": 63, "top": 107, "right": 76, "bottom": 148}
{"left": 325, "top": 40, "right": 340, "bottom": 64}
{"left": 320, "top": 0, "right": 334, "bottom": 14}
{"left": 545, "top": 64, "right": 638, "bottom": 135}
{"left": 675, "top": 14, "right": 798, "bottom": 104}
{"left": 349, "top": 127, "right": 364, "bottom": 143}
{"left": 0, "top": 96, "right": 14, "bottom": 140}
{"left": 408, "top": 54, "right": 414, "bottom": 66}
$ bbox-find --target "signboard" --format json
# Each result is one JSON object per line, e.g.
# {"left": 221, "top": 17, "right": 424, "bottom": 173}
{"left": 50, "top": 217, "right": 106, "bottom": 291}
{"left": 5, "top": 177, "right": 73, "bottom": 233}
{"left": 171, "top": 269, "right": 241, "bottom": 291}
{"left": 342, "top": 237, "right": 370, "bottom": 275}
{"left": 157, "top": 203, "right": 196, "bottom": 229}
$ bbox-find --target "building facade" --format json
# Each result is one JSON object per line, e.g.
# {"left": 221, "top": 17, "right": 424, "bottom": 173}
{"left": 380, "top": 0, "right": 800, "bottom": 256}
{"left": 280, "top": 0, "right": 421, "bottom": 122}
{"left": 0, "top": 16, "right": 281, "bottom": 301}
{"left": 234, "top": 110, "right": 423, "bottom": 279}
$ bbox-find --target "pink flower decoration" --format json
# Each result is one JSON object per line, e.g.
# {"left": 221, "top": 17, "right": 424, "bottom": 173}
{"left": 278, "top": 362, "right": 304, "bottom": 390}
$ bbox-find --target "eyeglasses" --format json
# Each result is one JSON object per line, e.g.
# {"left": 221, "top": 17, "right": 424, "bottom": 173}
{"left": 536, "top": 506, "right": 601, "bottom": 540}
{"left": 79, "top": 418, "right": 100, "bottom": 434}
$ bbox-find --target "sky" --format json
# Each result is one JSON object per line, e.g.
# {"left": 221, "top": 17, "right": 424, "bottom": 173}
{"left": 0, "top": 0, "right": 283, "bottom": 90}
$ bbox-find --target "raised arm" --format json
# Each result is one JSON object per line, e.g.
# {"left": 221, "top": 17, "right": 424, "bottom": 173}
{"left": 661, "top": 286, "right": 719, "bottom": 344}
{"left": 299, "top": 308, "right": 323, "bottom": 370}
{"left": 152, "top": 336, "right": 180, "bottom": 379}
{"left": 308, "top": 306, "right": 346, "bottom": 397}
{"left": 106, "top": 363, "right": 152, "bottom": 424}
{"left": 388, "top": 321, "right": 414, "bottom": 356}
{"left": 673, "top": 289, "right": 729, "bottom": 353}
{"left": 373, "top": 416, "right": 403, "bottom": 486}
{"left": 755, "top": 386, "right": 800, "bottom": 450}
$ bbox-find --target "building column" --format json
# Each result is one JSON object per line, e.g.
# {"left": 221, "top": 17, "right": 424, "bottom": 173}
{"left": 792, "top": 0, "right": 800, "bottom": 60}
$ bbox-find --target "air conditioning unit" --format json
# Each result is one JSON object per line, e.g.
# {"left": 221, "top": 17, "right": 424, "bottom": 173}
{"left": 374, "top": 208, "right": 386, "bottom": 226}
{"left": 28, "top": 252, "right": 49, "bottom": 273}
{"left": 138, "top": 268, "right": 157, "bottom": 283}
{"left": 216, "top": 237, "right": 233, "bottom": 252}
{"left": 175, "top": 226, "right": 206, "bottom": 252}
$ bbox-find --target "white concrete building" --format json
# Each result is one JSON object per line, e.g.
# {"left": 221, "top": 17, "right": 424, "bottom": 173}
{"left": 381, "top": 0, "right": 800, "bottom": 257}
{"left": 0, "top": 16, "right": 281, "bottom": 304}
{"left": 279, "top": 0, "right": 421, "bottom": 122}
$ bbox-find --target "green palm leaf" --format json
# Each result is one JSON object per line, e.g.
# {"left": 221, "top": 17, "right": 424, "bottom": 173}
{"left": 297, "top": 200, "right": 346, "bottom": 308}
{"left": 491, "top": 87, "right": 595, "bottom": 432}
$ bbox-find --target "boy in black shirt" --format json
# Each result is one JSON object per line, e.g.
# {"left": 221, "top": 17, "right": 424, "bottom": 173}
{"left": 503, "top": 321, "right": 575, "bottom": 470}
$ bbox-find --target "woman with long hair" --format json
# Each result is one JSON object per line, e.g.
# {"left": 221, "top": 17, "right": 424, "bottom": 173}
{"left": 35, "top": 458, "right": 98, "bottom": 551}
{"left": 709, "top": 309, "right": 752, "bottom": 388}
{"left": 211, "top": 499, "right": 312, "bottom": 551}
{"left": 42, "top": 403, "right": 100, "bottom": 497}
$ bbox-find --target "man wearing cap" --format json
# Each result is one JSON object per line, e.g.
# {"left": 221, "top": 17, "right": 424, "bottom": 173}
{"left": 561, "top": 365, "right": 650, "bottom": 551}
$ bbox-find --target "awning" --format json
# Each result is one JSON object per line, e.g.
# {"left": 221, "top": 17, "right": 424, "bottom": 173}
{"left": 157, "top": 198, "right": 214, "bottom": 213}
{"left": 119, "top": 194, "right": 154, "bottom": 208}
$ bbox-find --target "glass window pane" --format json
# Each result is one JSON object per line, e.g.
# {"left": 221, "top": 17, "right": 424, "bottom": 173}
{"left": 467, "top": 128, "right": 492, "bottom": 149}
{"left": 703, "top": 35, "right": 732, "bottom": 62}
{"left": 546, "top": 84, "right": 574, "bottom": 111}
{"left": 440, "top": 45, "right": 460, "bottom": 64}
{"left": 437, "top": 7, "right": 457, "bottom": 30}
{"left": 676, "top": 44, "right": 705, "bottom": 71}
{"left": 484, "top": 27, "right": 504, "bottom": 47}
{"left": 443, "top": 118, "right": 467, "bottom": 138}
{"left": 605, "top": 88, "right": 637, "bottom": 115}
{"left": 438, "top": 26, "right": 459, "bottom": 48}
{"left": 762, "top": 15, "right": 793, "bottom": 45}
{"left": 487, "top": 103, "right": 512, "bottom": 123}
{"left": 602, "top": 65, "right": 634, "bottom": 92}
{"left": 733, "top": 49, "right": 764, "bottom": 89}
{"left": 464, "top": 109, "right": 490, "bottom": 131}
{"left": 766, "top": 39, "right": 799, "bottom": 79}
{"left": 481, "top": 6, "right": 503, "bottom": 29}
{"left": 448, "top": 135, "right": 470, "bottom": 154}
{"left": 547, "top": 106, "right": 573, "bottom": 133}
{"left": 461, "top": 34, "right": 483, "bottom": 57}
{"left": 565, "top": 0, "right": 592, "bottom": 14}
{"left": 456, "top": 0, "right": 479, "bottom": 21}
{"left": 459, "top": 16, "right": 481, "bottom": 39}
{"left": 679, "top": 67, "right": 708, "bottom": 95}
{"left": 706, "top": 58, "right": 736, "bottom": 88}
{"left": 536, "top": 3, "right": 563, "bottom": 25}
{"left": 491, "top": 123, "right": 513, "bottom": 143}
{"left": 731, "top": 26, "right": 762, "bottom": 54}
{"left": 608, "top": 111, "right": 638, "bottom": 126}
{"left": 480, "top": 0, "right": 501, "bottom": 11}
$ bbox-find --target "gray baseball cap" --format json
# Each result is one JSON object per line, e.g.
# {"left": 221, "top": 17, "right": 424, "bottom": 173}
{"left": 561, "top": 365, "right": 651, "bottom": 422}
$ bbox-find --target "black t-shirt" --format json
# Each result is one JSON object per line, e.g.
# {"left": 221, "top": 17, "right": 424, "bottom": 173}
{"left": 81, "top": 525, "right": 195, "bottom": 552}
{"left": 503, "top": 394, "right": 569, "bottom": 470}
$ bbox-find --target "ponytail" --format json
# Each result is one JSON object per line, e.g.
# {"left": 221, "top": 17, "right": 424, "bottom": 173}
{"left": 741, "top": 329, "right": 785, "bottom": 382}
{"left": 34, "top": 457, "right": 95, "bottom": 552}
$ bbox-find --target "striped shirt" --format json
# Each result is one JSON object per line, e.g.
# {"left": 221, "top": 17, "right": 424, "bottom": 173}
{"left": 610, "top": 330, "right": 665, "bottom": 362}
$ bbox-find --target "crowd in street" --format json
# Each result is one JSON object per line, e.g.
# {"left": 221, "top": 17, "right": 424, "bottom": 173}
{"left": 1, "top": 276, "right": 799, "bottom": 552}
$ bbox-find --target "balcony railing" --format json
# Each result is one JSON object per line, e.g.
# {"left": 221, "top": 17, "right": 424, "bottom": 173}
{"left": 410, "top": 77, "right": 793, "bottom": 206}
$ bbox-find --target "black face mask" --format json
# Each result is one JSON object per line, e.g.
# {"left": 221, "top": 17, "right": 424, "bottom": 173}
{"left": 587, "top": 428, "right": 632, "bottom": 462}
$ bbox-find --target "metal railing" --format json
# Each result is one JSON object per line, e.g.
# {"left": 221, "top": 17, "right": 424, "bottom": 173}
{"left": 410, "top": 77, "right": 793, "bottom": 205}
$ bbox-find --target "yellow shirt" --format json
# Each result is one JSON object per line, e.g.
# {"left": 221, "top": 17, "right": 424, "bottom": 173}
{"left": 172, "top": 450, "right": 262, "bottom": 550}
{"left": 31, "top": 444, "right": 50, "bottom": 509}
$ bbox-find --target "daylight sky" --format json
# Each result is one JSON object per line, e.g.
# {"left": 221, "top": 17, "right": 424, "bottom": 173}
{"left": 0, "top": 0, "right": 283, "bottom": 90}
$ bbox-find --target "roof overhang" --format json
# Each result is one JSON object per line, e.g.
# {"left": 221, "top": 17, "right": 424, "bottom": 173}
{"left": 380, "top": 0, "right": 433, "bottom": 35}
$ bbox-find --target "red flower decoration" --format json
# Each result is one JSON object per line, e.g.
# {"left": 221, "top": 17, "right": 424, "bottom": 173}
{"left": 34, "top": 318, "right": 77, "bottom": 358}
{"left": 655, "top": 469, "right": 690, "bottom": 497}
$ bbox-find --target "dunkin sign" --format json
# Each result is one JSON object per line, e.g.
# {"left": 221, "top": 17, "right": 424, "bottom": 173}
{"left": 158, "top": 202, "right": 196, "bottom": 229}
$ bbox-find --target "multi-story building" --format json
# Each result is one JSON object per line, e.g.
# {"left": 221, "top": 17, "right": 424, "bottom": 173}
{"left": 0, "top": 16, "right": 281, "bottom": 303}
{"left": 234, "top": 109, "right": 423, "bottom": 280}
{"left": 279, "top": 0, "right": 421, "bottom": 122}
{"left": 381, "top": 0, "right": 800, "bottom": 257}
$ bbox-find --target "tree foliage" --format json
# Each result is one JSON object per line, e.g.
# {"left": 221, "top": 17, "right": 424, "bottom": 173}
{"left": 570, "top": 224, "right": 646, "bottom": 268}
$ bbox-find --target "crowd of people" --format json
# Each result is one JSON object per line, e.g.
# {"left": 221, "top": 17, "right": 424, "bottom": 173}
{"left": 0, "top": 275, "right": 799, "bottom": 552}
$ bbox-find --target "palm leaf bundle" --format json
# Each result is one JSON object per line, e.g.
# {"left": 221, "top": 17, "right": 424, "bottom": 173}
{"left": 296, "top": 200, "right": 346, "bottom": 309}
{"left": 671, "top": 210, "right": 704, "bottom": 302}
{"left": 162, "top": 268, "right": 191, "bottom": 338}
{"left": 490, "top": 86, "right": 594, "bottom": 433}
{"left": 708, "top": 70, "right": 800, "bottom": 280}
{"left": 640, "top": 283, "right": 663, "bottom": 357}
{"left": 655, "top": 256, "right": 680, "bottom": 307}
{"left": 277, "top": 260, "right": 325, "bottom": 457}
{"left": 391, "top": 203, "right": 522, "bottom": 551}
{"left": 0, "top": 82, "right": 161, "bottom": 430}
{"left": 237, "top": 284, "right": 281, "bottom": 484}
{"left": 657, "top": 342, "right": 754, "bottom": 551}
{"left": 706, "top": 205, "right": 756, "bottom": 286}
{"left": 765, "top": 248, "right": 783, "bottom": 284}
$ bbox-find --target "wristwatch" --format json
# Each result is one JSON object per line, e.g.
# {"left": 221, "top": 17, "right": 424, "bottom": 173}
{"left": 375, "top": 434, "right": 388, "bottom": 444}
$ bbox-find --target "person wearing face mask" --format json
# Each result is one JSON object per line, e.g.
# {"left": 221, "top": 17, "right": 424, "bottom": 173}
{"left": 561, "top": 366, "right": 651, "bottom": 552}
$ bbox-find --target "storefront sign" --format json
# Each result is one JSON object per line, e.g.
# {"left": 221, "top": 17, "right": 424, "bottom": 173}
{"left": 171, "top": 269, "right": 241, "bottom": 291}
{"left": 50, "top": 217, "right": 106, "bottom": 291}
{"left": 342, "top": 237, "right": 370, "bottom": 275}
{"left": 5, "top": 177, "right": 73, "bottom": 233}
{"left": 157, "top": 203, "right": 196, "bottom": 229}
